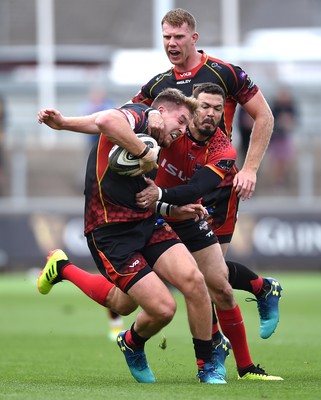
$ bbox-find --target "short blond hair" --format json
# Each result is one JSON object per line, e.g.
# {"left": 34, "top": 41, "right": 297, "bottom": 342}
{"left": 152, "top": 88, "right": 198, "bottom": 116}
{"left": 161, "top": 8, "right": 196, "bottom": 31}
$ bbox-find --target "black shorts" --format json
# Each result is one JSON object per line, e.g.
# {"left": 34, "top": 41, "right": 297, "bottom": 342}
{"left": 169, "top": 218, "right": 218, "bottom": 253}
{"left": 202, "top": 186, "right": 240, "bottom": 244}
{"left": 86, "top": 215, "right": 181, "bottom": 293}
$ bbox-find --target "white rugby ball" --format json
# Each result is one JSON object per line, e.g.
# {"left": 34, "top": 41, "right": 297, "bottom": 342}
{"left": 108, "top": 133, "right": 158, "bottom": 176}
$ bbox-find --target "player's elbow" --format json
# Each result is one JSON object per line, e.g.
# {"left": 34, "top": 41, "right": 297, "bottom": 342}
{"left": 95, "top": 110, "right": 118, "bottom": 133}
{"left": 95, "top": 113, "right": 109, "bottom": 132}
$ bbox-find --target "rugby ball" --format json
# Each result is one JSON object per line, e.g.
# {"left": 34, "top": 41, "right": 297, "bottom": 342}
{"left": 108, "top": 133, "right": 158, "bottom": 176}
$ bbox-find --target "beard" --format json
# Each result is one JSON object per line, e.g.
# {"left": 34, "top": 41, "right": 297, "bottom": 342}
{"left": 198, "top": 127, "right": 216, "bottom": 138}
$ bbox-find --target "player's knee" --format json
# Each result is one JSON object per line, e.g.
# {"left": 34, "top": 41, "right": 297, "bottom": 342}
{"left": 155, "top": 296, "right": 177, "bottom": 325}
{"left": 105, "top": 287, "right": 138, "bottom": 315}
{"left": 212, "top": 283, "right": 235, "bottom": 309}
{"left": 114, "top": 302, "right": 138, "bottom": 316}
{"left": 185, "top": 268, "right": 208, "bottom": 298}
{"left": 220, "top": 286, "right": 235, "bottom": 307}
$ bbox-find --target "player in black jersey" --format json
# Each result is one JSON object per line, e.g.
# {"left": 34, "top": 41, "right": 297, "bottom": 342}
{"left": 38, "top": 88, "right": 227, "bottom": 385}
{"left": 132, "top": 8, "right": 273, "bottom": 203}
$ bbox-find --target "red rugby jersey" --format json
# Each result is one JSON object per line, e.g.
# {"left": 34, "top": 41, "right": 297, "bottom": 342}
{"left": 155, "top": 127, "right": 237, "bottom": 194}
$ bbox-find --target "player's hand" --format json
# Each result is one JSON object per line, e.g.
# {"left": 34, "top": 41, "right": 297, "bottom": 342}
{"left": 171, "top": 204, "right": 208, "bottom": 222}
{"left": 136, "top": 177, "right": 159, "bottom": 207}
{"left": 233, "top": 168, "right": 257, "bottom": 200}
{"left": 37, "top": 108, "right": 65, "bottom": 130}
{"left": 131, "top": 147, "right": 160, "bottom": 177}
{"left": 147, "top": 113, "right": 165, "bottom": 145}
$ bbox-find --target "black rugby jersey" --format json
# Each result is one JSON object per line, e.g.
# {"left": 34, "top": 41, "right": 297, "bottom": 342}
{"left": 84, "top": 103, "right": 153, "bottom": 234}
{"left": 131, "top": 51, "right": 258, "bottom": 141}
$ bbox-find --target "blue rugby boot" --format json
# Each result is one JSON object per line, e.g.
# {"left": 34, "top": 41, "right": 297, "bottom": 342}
{"left": 117, "top": 331, "right": 155, "bottom": 383}
{"left": 212, "top": 332, "right": 231, "bottom": 378}
{"left": 197, "top": 362, "right": 227, "bottom": 384}
{"left": 247, "top": 277, "right": 282, "bottom": 339}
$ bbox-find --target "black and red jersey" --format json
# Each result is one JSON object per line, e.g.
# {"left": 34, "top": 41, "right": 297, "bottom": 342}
{"left": 155, "top": 127, "right": 237, "bottom": 210}
{"left": 84, "top": 103, "right": 153, "bottom": 234}
{"left": 131, "top": 50, "right": 258, "bottom": 141}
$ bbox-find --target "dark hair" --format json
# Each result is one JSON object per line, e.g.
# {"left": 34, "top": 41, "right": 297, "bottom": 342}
{"left": 161, "top": 8, "right": 196, "bottom": 31}
{"left": 152, "top": 88, "right": 198, "bottom": 115}
{"left": 193, "top": 83, "right": 226, "bottom": 103}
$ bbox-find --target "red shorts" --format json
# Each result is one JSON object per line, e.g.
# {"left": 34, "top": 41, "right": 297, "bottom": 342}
{"left": 202, "top": 186, "right": 239, "bottom": 244}
{"left": 86, "top": 216, "right": 181, "bottom": 293}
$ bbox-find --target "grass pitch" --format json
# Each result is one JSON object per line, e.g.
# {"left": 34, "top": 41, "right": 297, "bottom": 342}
{"left": 1, "top": 271, "right": 321, "bottom": 399}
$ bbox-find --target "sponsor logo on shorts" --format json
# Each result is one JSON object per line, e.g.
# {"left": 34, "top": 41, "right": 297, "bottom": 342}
{"left": 199, "top": 220, "right": 214, "bottom": 237}
{"left": 199, "top": 220, "right": 209, "bottom": 231}
{"left": 129, "top": 259, "right": 140, "bottom": 268}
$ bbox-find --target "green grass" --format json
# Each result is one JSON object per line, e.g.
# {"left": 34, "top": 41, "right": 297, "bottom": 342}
{"left": 1, "top": 271, "right": 321, "bottom": 399}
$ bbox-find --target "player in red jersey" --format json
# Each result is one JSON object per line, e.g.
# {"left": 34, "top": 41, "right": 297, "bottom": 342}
{"left": 130, "top": 8, "right": 281, "bottom": 342}
{"left": 135, "top": 83, "right": 282, "bottom": 380}
{"left": 38, "top": 88, "right": 229, "bottom": 385}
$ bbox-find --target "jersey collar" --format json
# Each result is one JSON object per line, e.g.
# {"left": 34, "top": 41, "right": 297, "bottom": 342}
{"left": 173, "top": 50, "right": 207, "bottom": 80}
{"left": 186, "top": 127, "right": 208, "bottom": 146}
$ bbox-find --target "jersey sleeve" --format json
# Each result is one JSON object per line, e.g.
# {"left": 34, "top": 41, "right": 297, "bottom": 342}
{"left": 159, "top": 148, "right": 236, "bottom": 205}
{"left": 160, "top": 167, "right": 222, "bottom": 205}
{"left": 118, "top": 103, "right": 148, "bottom": 132}
{"left": 205, "top": 140, "right": 237, "bottom": 179}
{"left": 131, "top": 77, "right": 157, "bottom": 105}
{"left": 159, "top": 130, "right": 237, "bottom": 205}
{"left": 229, "top": 64, "right": 259, "bottom": 105}
{"left": 131, "top": 68, "right": 173, "bottom": 105}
